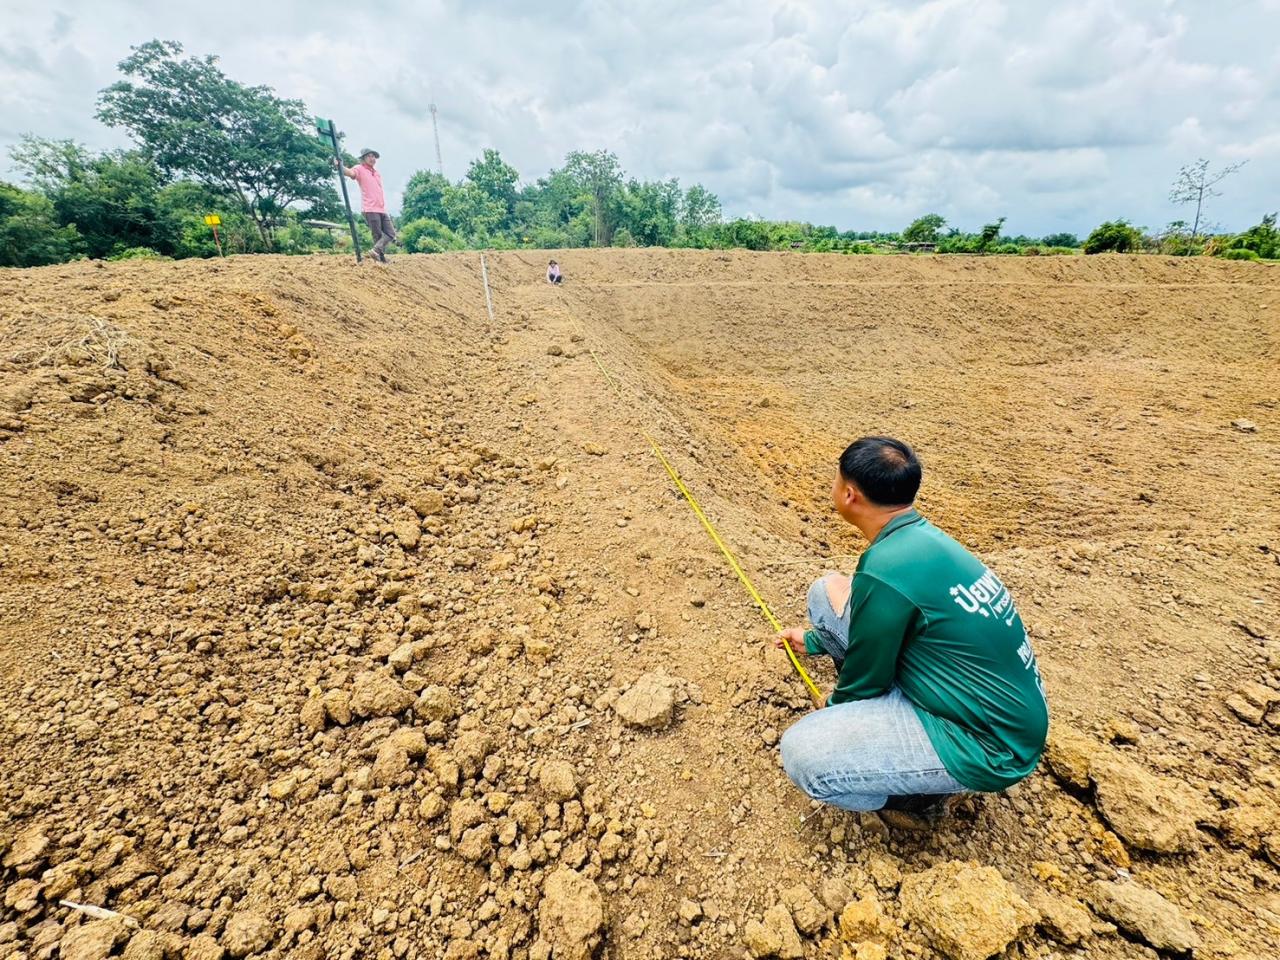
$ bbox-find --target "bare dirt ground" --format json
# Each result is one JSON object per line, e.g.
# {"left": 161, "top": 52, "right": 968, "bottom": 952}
{"left": 1, "top": 250, "right": 1277, "bottom": 960}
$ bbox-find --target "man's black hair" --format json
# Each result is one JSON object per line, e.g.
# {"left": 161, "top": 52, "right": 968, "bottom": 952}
{"left": 838, "top": 436, "right": 921, "bottom": 507}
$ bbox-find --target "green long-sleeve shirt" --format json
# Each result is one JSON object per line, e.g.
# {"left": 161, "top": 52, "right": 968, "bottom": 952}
{"left": 804, "top": 510, "right": 1049, "bottom": 792}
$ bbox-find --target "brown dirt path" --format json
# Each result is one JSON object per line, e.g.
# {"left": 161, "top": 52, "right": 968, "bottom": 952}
{"left": 1, "top": 250, "right": 1278, "bottom": 960}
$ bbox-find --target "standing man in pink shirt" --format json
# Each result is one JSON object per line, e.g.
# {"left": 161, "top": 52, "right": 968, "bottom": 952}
{"left": 338, "top": 148, "right": 395, "bottom": 262}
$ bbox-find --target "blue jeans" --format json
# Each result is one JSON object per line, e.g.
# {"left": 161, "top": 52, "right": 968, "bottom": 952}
{"left": 779, "top": 574, "right": 966, "bottom": 812}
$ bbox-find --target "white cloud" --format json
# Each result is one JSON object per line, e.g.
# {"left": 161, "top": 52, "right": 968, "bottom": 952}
{"left": 0, "top": 0, "right": 1276, "bottom": 235}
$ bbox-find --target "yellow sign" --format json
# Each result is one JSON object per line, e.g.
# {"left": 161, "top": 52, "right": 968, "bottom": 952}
{"left": 203, "top": 214, "right": 221, "bottom": 226}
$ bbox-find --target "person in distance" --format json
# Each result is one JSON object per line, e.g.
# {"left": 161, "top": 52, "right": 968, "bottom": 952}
{"left": 337, "top": 148, "right": 396, "bottom": 263}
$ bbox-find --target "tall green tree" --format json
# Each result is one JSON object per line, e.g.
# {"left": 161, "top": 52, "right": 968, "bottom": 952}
{"left": 618, "top": 177, "right": 681, "bottom": 246}
{"left": 465, "top": 149, "right": 520, "bottom": 228}
{"left": 442, "top": 184, "right": 506, "bottom": 243}
{"left": 563, "top": 150, "right": 623, "bottom": 246}
{"left": 402, "top": 170, "right": 454, "bottom": 227}
{"left": 529, "top": 167, "right": 592, "bottom": 243}
{"left": 680, "top": 184, "right": 722, "bottom": 233}
{"left": 96, "top": 39, "right": 333, "bottom": 247}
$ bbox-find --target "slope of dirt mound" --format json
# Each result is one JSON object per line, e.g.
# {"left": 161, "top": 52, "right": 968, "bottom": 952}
{"left": 2, "top": 251, "right": 1278, "bottom": 960}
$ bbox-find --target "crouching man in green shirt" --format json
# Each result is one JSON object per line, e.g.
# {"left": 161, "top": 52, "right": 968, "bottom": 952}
{"left": 776, "top": 436, "right": 1049, "bottom": 814}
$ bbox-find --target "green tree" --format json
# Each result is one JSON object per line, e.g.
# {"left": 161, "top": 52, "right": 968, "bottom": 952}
{"left": 12, "top": 136, "right": 179, "bottom": 258}
{"left": 156, "top": 180, "right": 259, "bottom": 256}
{"left": 717, "top": 218, "right": 772, "bottom": 251}
{"left": 804, "top": 225, "right": 851, "bottom": 252}
{"left": 399, "top": 150, "right": 719, "bottom": 251}
{"left": 465, "top": 149, "right": 520, "bottom": 229}
{"left": 563, "top": 150, "right": 623, "bottom": 246}
{"left": 768, "top": 221, "right": 810, "bottom": 249}
{"left": 0, "top": 182, "right": 82, "bottom": 266}
{"left": 96, "top": 39, "right": 333, "bottom": 248}
{"left": 977, "top": 217, "right": 1006, "bottom": 252}
{"left": 618, "top": 178, "right": 680, "bottom": 246}
{"left": 402, "top": 170, "right": 454, "bottom": 228}
{"left": 442, "top": 184, "right": 505, "bottom": 243}
{"left": 1083, "top": 220, "right": 1144, "bottom": 254}
{"left": 528, "top": 167, "right": 592, "bottom": 244}
{"left": 1226, "top": 212, "right": 1278, "bottom": 260}
{"left": 1040, "top": 232, "right": 1079, "bottom": 248}
{"left": 902, "top": 213, "right": 946, "bottom": 244}
{"left": 680, "top": 184, "right": 721, "bottom": 232}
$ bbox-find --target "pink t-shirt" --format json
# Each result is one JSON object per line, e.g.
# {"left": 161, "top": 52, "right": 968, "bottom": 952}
{"left": 352, "top": 163, "right": 386, "bottom": 213}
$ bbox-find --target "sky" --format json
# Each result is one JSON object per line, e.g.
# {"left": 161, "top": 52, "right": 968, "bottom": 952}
{"left": 0, "top": 0, "right": 1277, "bottom": 237}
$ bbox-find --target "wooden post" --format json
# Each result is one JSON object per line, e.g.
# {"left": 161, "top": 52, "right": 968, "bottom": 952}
{"left": 203, "top": 214, "right": 224, "bottom": 257}
{"left": 480, "top": 253, "right": 495, "bottom": 323}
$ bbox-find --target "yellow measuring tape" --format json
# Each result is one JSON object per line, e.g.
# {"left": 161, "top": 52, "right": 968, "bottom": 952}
{"left": 575, "top": 319, "right": 825, "bottom": 706}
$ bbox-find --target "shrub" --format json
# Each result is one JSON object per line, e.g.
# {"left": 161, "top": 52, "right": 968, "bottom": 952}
{"left": 398, "top": 217, "right": 464, "bottom": 254}
{"left": 157, "top": 181, "right": 260, "bottom": 257}
{"left": 935, "top": 234, "right": 978, "bottom": 254}
{"left": 525, "top": 226, "right": 575, "bottom": 249}
{"left": 1202, "top": 236, "right": 1230, "bottom": 257}
{"left": 1225, "top": 213, "right": 1278, "bottom": 260}
{"left": 714, "top": 219, "right": 773, "bottom": 251}
{"left": 109, "top": 246, "right": 168, "bottom": 260}
{"left": 1084, "top": 220, "right": 1144, "bottom": 254}
{"left": 1158, "top": 232, "right": 1206, "bottom": 257}
{"left": 272, "top": 214, "right": 336, "bottom": 255}
{"left": 1222, "top": 248, "right": 1261, "bottom": 261}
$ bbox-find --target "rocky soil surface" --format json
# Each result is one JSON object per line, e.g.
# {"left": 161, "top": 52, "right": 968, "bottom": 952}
{"left": 2, "top": 250, "right": 1278, "bottom": 960}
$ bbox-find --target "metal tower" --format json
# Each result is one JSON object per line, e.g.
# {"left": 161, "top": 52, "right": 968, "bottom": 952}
{"left": 429, "top": 103, "right": 444, "bottom": 177}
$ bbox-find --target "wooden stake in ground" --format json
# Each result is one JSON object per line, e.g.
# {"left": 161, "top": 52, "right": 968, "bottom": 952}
{"left": 480, "top": 253, "right": 495, "bottom": 323}
{"left": 203, "top": 214, "right": 224, "bottom": 257}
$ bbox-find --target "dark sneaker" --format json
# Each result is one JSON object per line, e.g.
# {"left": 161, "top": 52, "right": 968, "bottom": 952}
{"left": 876, "top": 808, "right": 932, "bottom": 832}
{"left": 881, "top": 793, "right": 953, "bottom": 815}
{"left": 876, "top": 793, "right": 958, "bottom": 832}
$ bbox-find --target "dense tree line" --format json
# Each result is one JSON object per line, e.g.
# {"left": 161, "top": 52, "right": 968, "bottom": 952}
{"left": 1, "top": 40, "right": 1274, "bottom": 267}
{"left": 392, "top": 148, "right": 722, "bottom": 253}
